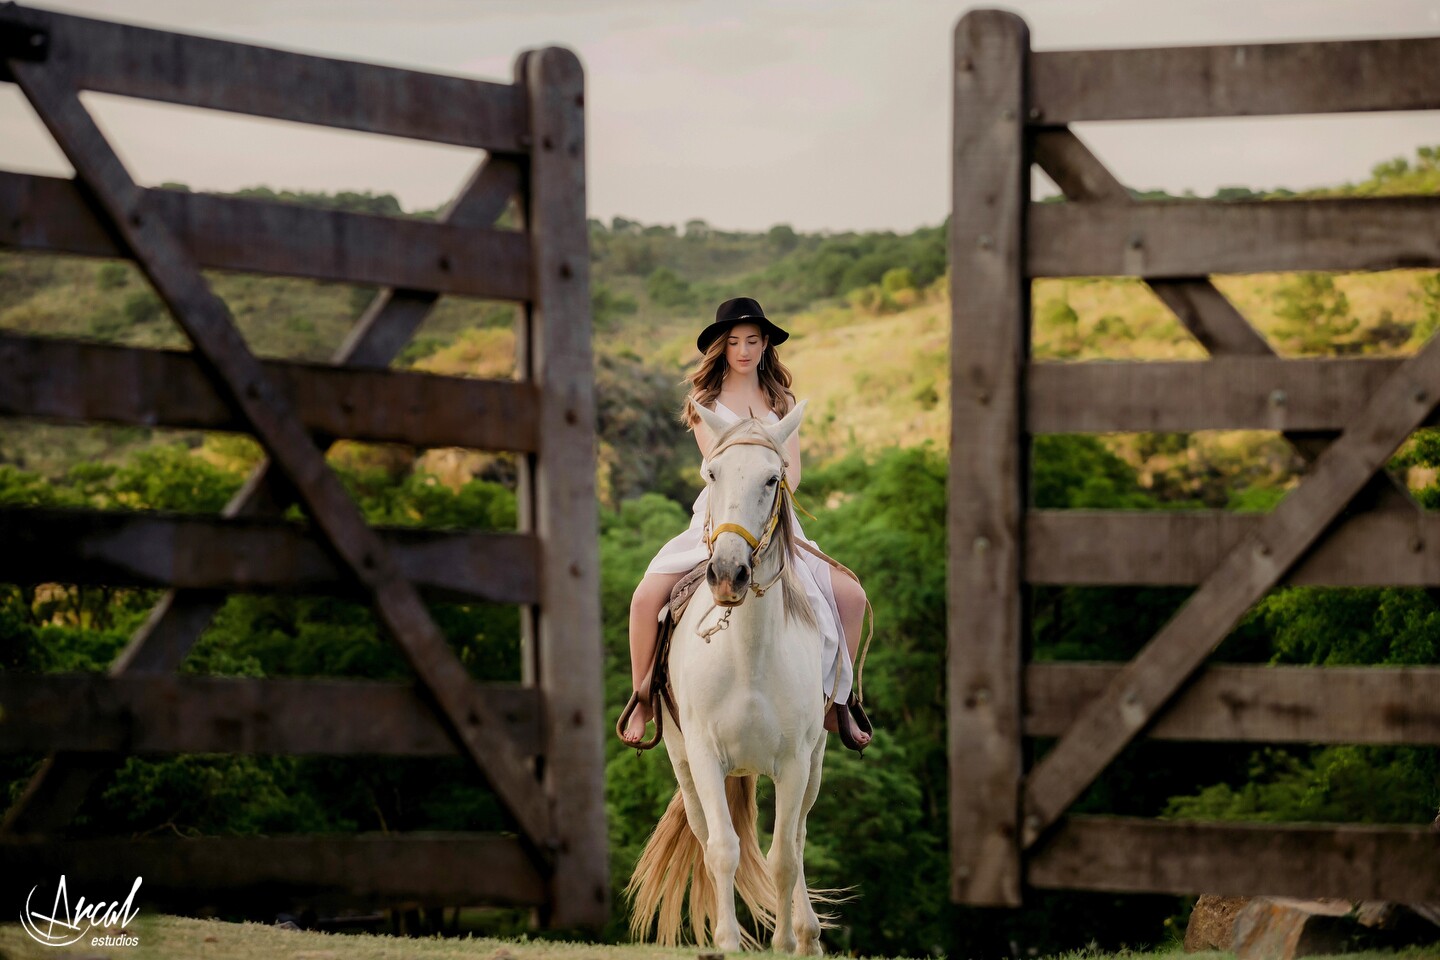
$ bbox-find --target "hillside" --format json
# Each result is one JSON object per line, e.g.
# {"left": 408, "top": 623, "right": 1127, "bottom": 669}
{"left": 2, "top": 144, "right": 1439, "bottom": 502}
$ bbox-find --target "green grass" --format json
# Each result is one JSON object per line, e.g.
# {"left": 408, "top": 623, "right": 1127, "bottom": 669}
{"left": 0, "top": 915, "right": 1435, "bottom": 960}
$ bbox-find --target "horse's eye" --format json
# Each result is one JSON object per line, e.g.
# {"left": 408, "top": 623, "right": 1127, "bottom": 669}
{"left": 766, "top": 476, "right": 779, "bottom": 487}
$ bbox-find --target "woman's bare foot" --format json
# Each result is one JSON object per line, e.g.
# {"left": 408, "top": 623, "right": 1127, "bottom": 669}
{"left": 621, "top": 698, "right": 654, "bottom": 746}
{"left": 825, "top": 702, "right": 871, "bottom": 748}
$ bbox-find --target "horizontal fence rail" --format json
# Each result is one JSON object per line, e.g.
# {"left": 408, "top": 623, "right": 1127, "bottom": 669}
{"left": 0, "top": 6, "right": 528, "bottom": 151}
{"left": 1028, "top": 817, "right": 1440, "bottom": 903}
{"left": 0, "top": 507, "right": 539, "bottom": 604}
{"left": 1029, "top": 357, "right": 1438, "bottom": 434}
{"left": 0, "top": 674, "right": 541, "bottom": 756}
{"left": 1029, "top": 197, "right": 1440, "bottom": 278}
{"left": 1027, "top": 510, "right": 1440, "bottom": 587}
{"left": 0, "top": 331, "right": 538, "bottom": 451}
{"left": 1029, "top": 37, "right": 1440, "bottom": 122}
{"left": 0, "top": 834, "right": 548, "bottom": 910}
{"left": 1025, "top": 664, "right": 1440, "bottom": 744}
{"left": 0, "top": 172, "right": 532, "bottom": 300}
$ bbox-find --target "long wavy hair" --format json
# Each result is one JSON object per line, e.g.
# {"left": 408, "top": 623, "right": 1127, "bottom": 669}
{"left": 679, "top": 325, "right": 796, "bottom": 429}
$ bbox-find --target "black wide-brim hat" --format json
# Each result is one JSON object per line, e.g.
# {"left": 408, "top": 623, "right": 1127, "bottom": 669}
{"left": 696, "top": 296, "right": 790, "bottom": 353}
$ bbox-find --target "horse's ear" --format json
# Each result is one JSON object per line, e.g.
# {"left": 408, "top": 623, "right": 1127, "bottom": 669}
{"left": 768, "top": 398, "right": 807, "bottom": 448}
{"left": 693, "top": 400, "right": 729, "bottom": 442}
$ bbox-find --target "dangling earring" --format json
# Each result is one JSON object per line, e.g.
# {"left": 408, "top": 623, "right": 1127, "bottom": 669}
{"left": 759, "top": 352, "right": 765, "bottom": 373}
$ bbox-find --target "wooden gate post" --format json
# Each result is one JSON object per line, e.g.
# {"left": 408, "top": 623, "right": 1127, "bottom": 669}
{"left": 947, "top": 9, "right": 1030, "bottom": 908}
{"left": 521, "top": 46, "right": 610, "bottom": 927}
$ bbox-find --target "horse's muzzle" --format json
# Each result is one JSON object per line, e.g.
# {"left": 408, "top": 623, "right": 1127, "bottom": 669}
{"left": 707, "top": 557, "right": 751, "bottom": 606}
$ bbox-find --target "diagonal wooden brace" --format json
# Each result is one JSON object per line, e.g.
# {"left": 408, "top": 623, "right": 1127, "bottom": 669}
{"left": 1021, "top": 326, "right": 1440, "bottom": 846}
{"left": 1034, "top": 129, "right": 1273, "bottom": 356}
{"left": 1, "top": 155, "right": 522, "bottom": 838}
{"left": 3, "top": 58, "right": 550, "bottom": 844}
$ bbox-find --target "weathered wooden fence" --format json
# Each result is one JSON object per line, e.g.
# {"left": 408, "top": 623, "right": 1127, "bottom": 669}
{"left": 949, "top": 9, "right": 1440, "bottom": 907}
{"left": 0, "top": 4, "right": 608, "bottom": 926}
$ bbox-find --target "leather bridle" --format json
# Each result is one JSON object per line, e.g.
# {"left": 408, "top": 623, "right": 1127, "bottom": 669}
{"left": 700, "top": 429, "right": 793, "bottom": 605}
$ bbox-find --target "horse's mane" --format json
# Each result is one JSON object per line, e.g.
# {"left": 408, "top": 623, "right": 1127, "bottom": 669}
{"left": 709, "top": 417, "right": 818, "bottom": 634}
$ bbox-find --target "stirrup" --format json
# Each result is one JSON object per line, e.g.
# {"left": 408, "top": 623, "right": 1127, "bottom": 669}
{"left": 616, "top": 689, "right": 663, "bottom": 753}
{"left": 834, "top": 692, "right": 873, "bottom": 756}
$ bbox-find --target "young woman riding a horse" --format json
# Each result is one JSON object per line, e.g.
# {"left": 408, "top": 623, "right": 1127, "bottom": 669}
{"left": 619, "top": 297, "right": 873, "bottom": 953}
{"left": 620, "top": 296, "right": 871, "bottom": 753}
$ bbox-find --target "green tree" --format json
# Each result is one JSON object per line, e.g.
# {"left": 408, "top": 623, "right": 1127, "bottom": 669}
{"left": 881, "top": 266, "right": 914, "bottom": 293}
{"left": 591, "top": 283, "right": 638, "bottom": 331}
{"left": 767, "top": 223, "right": 799, "bottom": 253}
{"left": 645, "top": 266, "right": 695, "bottom": 310}
{"left": 1272, "top": 272, "right": 1356, "bottom": 354}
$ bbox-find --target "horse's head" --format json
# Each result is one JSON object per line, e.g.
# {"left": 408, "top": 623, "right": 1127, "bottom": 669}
{"left": 694, "top": 400, "right": 807, "bottom": 605}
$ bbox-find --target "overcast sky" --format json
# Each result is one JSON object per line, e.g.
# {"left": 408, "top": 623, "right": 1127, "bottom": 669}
{"left": 4, "top": 0, "right": 1440, "bottom": 232}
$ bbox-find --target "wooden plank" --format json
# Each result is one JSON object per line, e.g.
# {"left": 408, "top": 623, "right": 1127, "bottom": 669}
{"left": 948, "top": 9, "right": 1029, "bottom": 908}
{"left": 1026, "top": 664, "right": 1440, "bottom": 744}
{"left": 0, "top": 674, "right": 541, "bottom": 756}
{"left": 0, "top": 507, "right": 538, "bottom": 604}
{"left": 1032, "top": 129, "right": 1272, "bottom": 356}
{"left": 0, "top": 833, "right": 547, "bottom": 910}
{"left": 0, "top": 331, "right": 537, "bottom": 450}
{"left": 1026, "top": 509, "right": 1440, "bottom": 587}
{"left": 1028, "top": 128, "right": 1422, "bottom": 504}
{"left": 1030, "top": 197, "right": 1440, "bottom": 278}
{"left": 337, "top": 155, "right": 522, "bottom": 369}
{"left": 0, "top": 4, "right": 527, "bottom": 151}
{"left": 1028, "top": 357, "right": 1436, "bottom": 434}
{"left": 1020, "top": 318, "right": 1440, "bottom": 847}
{"left": 0, "top": 171, "right": 531, "bottom": 300}
{"left": 1029, "top": 816, "right": 1440, "bottom": 903}
{"left": 512, "top": 50, "right": 541, "bottom": 698}
{"left": 1030, "top": 37, "right": 1440, "bottom": 122}
{"left": 1, "top": 153, "right": 520, "bottom": 837}
{"left": 522, "top": 47, "right": 609, "bottom": 928}
{"left": 8, "top": 56, "right": 550, "bottom": 844}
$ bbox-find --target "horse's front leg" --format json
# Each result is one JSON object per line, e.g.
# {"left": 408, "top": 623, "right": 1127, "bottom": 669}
{"left": 688, "top": 758, "right": 744, "bottom": 951}
{"left": 768, "top": 743, "right": 820, "bottom": 954}
{"left": 790, "top": 738, "right": 827, "bottom": 955}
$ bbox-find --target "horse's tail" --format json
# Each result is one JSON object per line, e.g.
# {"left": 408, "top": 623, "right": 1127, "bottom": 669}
{"left": 625, "top": 774, "right": 776, "bottom": 947}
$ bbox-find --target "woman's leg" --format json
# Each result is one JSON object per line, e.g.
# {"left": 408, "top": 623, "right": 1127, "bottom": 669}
{"left": 623, "top": 571, "right": 685, "bottom": 744}
{"left": 825, "top": 570, "right": 870, "bottom": 747}
{"left": 831, "top": 571, "right": 867, "bottom": 666}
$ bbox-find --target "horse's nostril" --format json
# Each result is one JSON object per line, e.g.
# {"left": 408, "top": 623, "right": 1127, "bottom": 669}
{"left": 706, "top": 564, "right": 718, "bottom": 586}
{"left": 734, "top": 565, "right": 750, "bottom": 587}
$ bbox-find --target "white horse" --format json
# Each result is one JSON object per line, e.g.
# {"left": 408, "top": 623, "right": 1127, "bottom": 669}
{"left": 626, "top": 400, "right": 832, "bottom": 954}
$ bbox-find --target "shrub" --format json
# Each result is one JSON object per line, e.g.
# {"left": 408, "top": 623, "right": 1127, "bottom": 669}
{"left": 122, "top": 289, "right": 164, "bottom": 325}
{"left": 96, "top": 263, "right": 129, "bottom": 290}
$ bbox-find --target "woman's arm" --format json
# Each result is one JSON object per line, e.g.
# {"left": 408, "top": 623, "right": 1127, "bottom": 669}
{"left": 785, "top": 427, "right": 801, "bottom": 491}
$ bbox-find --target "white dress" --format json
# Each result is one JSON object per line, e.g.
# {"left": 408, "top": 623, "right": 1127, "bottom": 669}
{"left": 643, "top": 399, "right": 853, "bottom": 706}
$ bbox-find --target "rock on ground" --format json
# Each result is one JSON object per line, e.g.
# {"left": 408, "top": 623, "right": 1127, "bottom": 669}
{"left": 1184, "top": 894, "right": 1252, "bottom": 953}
